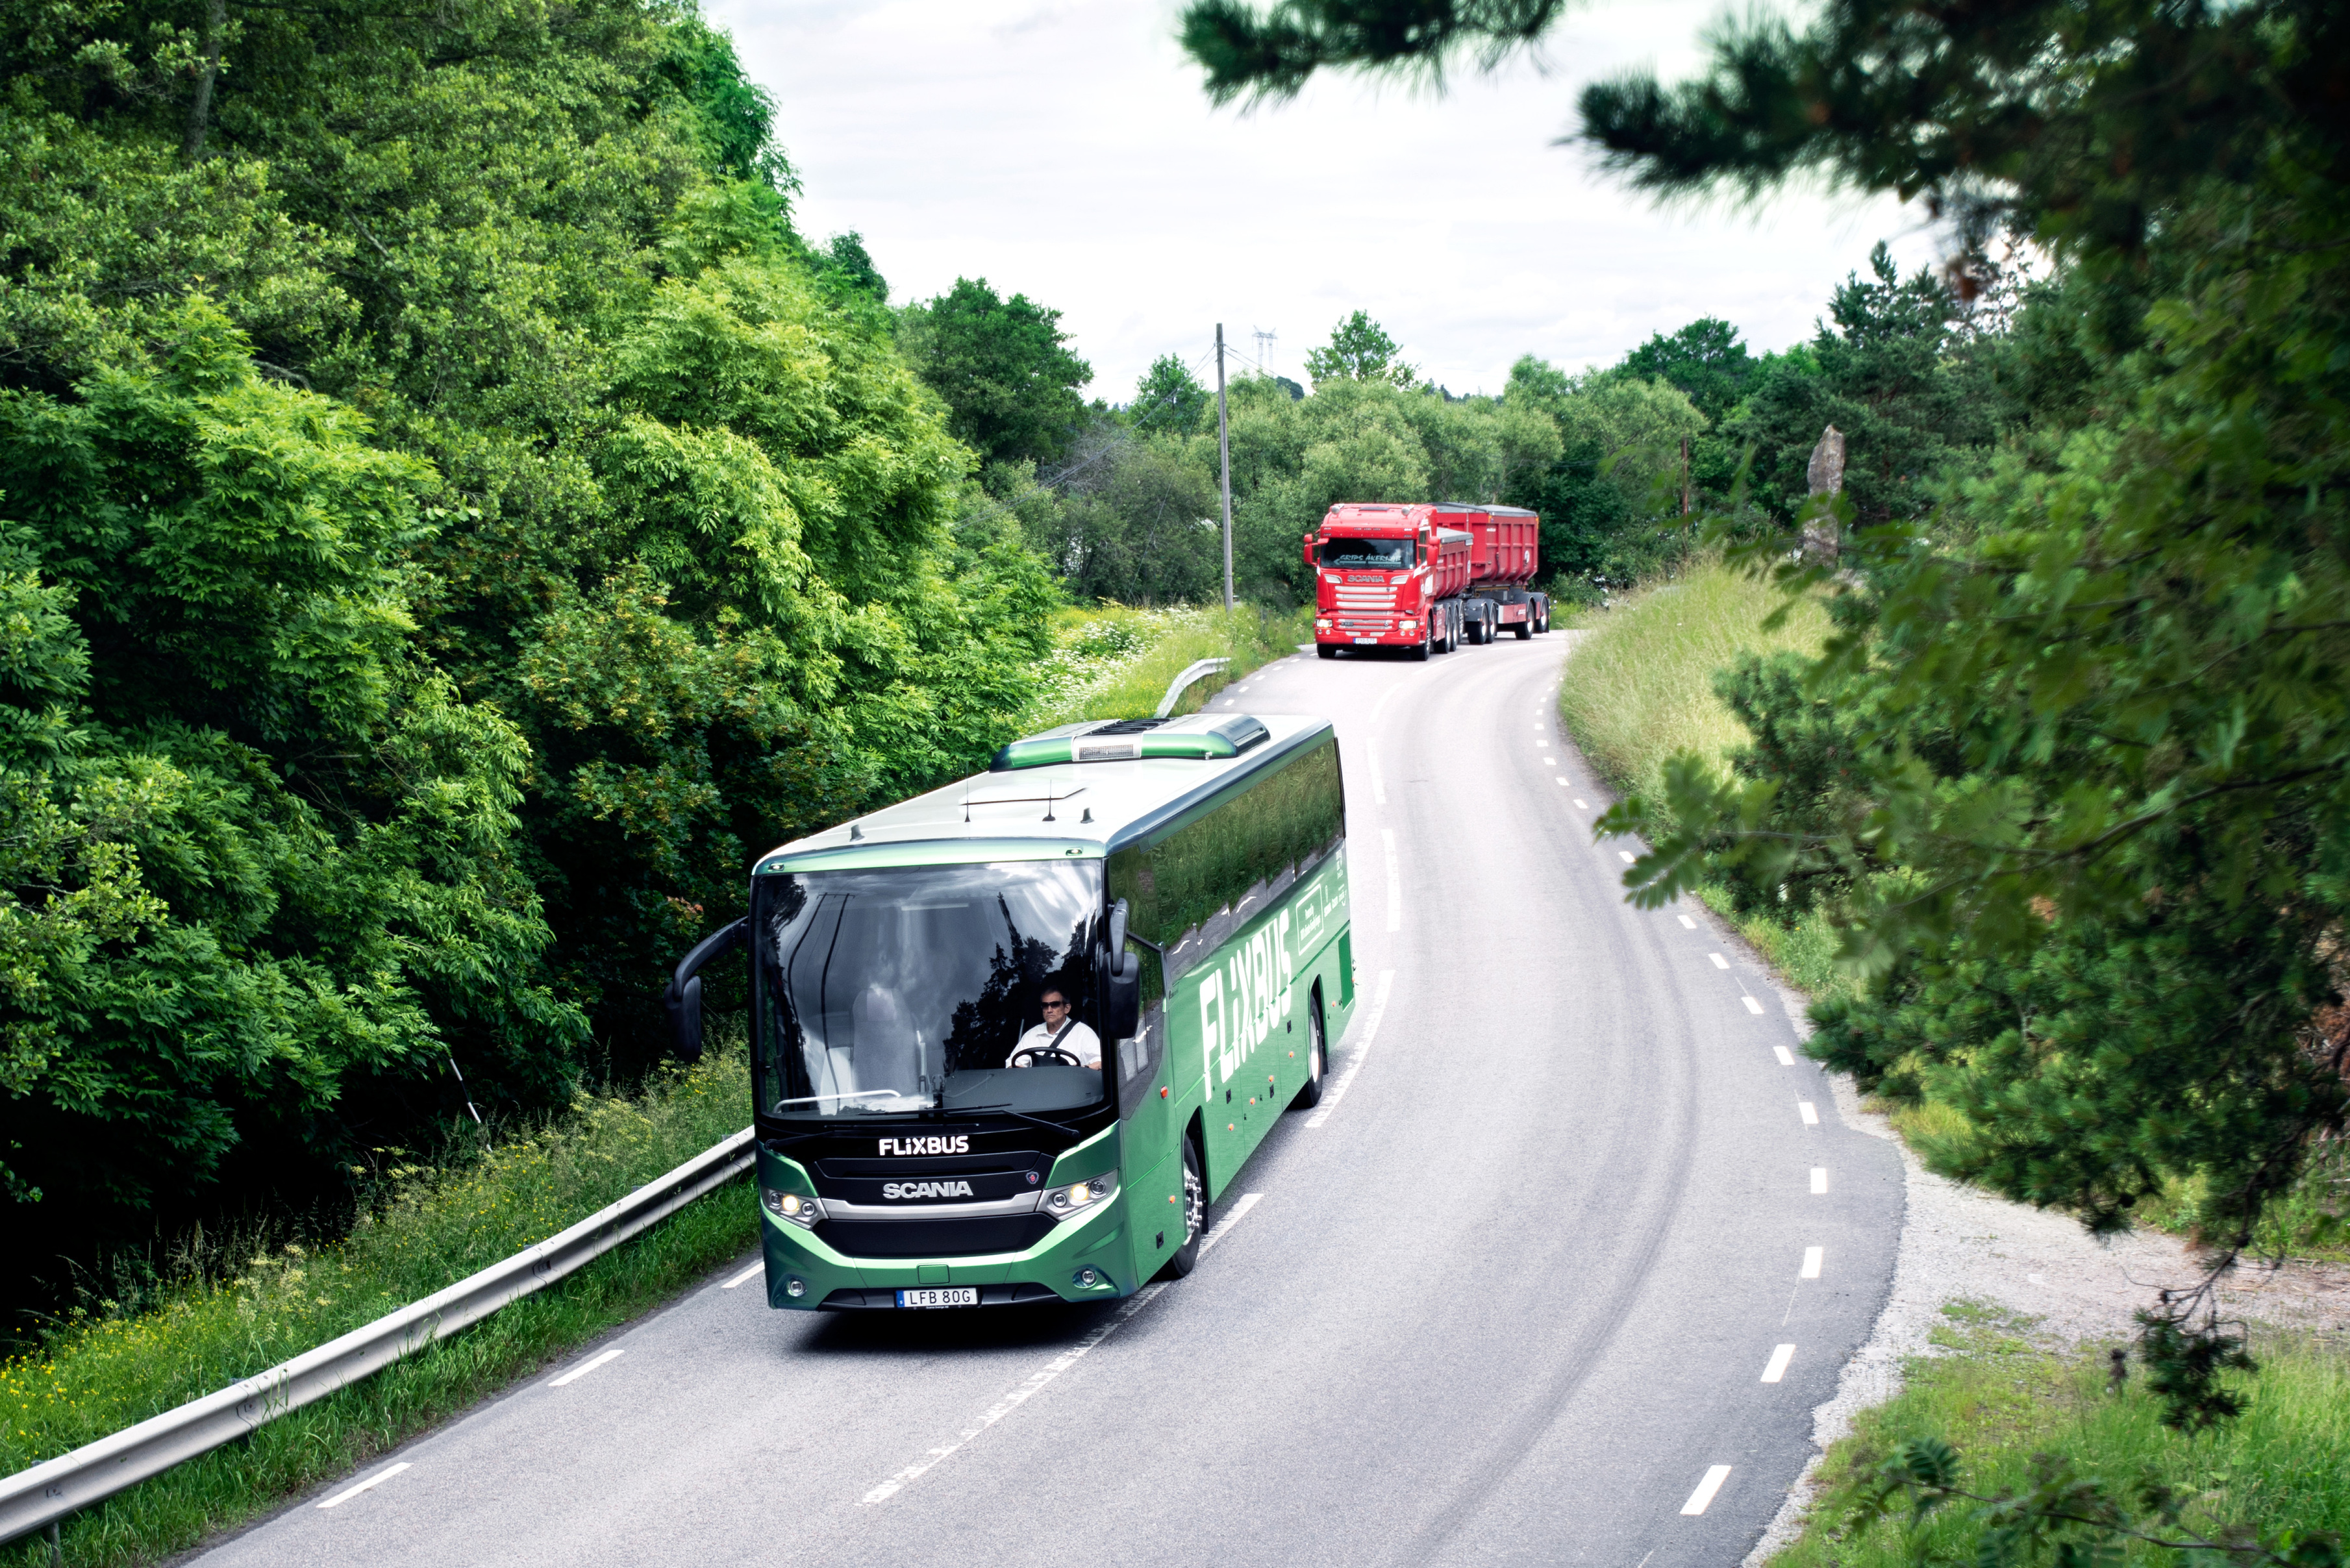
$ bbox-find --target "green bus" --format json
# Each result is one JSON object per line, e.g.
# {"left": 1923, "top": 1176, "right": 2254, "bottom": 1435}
{"left": 662, "top": 710, "right": 1356, "bottom": 1310}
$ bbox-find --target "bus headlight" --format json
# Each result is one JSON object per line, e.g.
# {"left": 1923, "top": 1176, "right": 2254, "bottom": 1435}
{"left": 1046, "top": 1171, "right": 1118, "bottom": 1217}
{"left": 762, "top": 1187, "right": 823, "bottom": 1228}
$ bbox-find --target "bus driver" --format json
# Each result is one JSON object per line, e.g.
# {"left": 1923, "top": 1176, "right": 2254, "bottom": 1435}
{"left": 1007, "top": 986, "right": 1101, "bottom": 1071}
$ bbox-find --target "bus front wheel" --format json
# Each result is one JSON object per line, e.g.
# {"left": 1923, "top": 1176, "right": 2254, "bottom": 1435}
{"left": 1291, "top": 993, "right": 1327, "bottom": 1110}
{"left": 1156, "top": 1136, "right": 1206, "bottom": 1280}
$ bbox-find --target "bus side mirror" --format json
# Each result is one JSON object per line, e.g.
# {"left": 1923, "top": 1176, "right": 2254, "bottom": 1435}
{"left": 1105, "top": 899, "right": 1140, "bottom": 1040}
{"left": 663, "top": 917, "right": 749, "bottom": 1063}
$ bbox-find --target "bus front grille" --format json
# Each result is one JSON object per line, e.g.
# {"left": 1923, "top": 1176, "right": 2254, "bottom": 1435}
{"left": 814, "top": 1214, "right": 1059, "bottom": 1259}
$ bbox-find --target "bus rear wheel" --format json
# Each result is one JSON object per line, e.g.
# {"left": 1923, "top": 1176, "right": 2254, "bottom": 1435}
{"left": 1290, "top": 993, "right": 1328, "bottom": 1110}
{"left": 1156, "top": 1137, "right": 1206, "bottom": 1280}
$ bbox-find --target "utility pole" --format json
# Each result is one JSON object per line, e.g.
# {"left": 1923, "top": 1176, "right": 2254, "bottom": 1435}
{"left": 1681, "top": 436, "right": 1692, "bottom": 517}
{"left": 1217, "top": 323, "right": 1234, "bottom": 611}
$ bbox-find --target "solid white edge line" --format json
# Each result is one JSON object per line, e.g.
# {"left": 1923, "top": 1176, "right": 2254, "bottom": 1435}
{"left": 1382, "top": 828, "right": 1402, "bottom": 932}
{"left": 857, "top": 1198, "right": 1267, "bottom": 1510}
{"left": 549, "top": 1347, "right": 625, "bottom": 1388}
{"left": 1801, "top": 1246, "right": 1824, "bottom": 1279}
{"left": 1742, "top": 996, "right": 1766, "bottom": 1015}
{"left": 1306, "top": 969, "right": 1394, "bottom": 1128}
{"left": 318, "top": 1462, "right": 411, "bottom": 1510}
{"left": 1798, "top": 1101, "right": 1819, "bottom": 1125}
{"left": 1681, "top": 1465, "right": 1733, "bottom": 1515}
{"left": 722, "top": 1260, "right": 764, "bottom": 1289}
{"left": 1810, "top": 1167, "right": 1829, "bottom": 1193}
{"left": 1708, "top": 953, "right": 1729, "bottom": 969}
{"left": 1775, "top": 1046, "right": 1797, "bottom": 1066}
{"left": 1760, "top": 1343, "right": 1796, "bottom": 1383}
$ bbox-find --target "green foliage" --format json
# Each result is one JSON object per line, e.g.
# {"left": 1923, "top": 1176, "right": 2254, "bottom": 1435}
{"left": 0, "top": 0, "right": 1067, "bottom": 1309}
{"left": 1725, "top": 243, "right": 2007, "bottom": 526}
{"left": 1303, "top": 309, "right": 1416, "bottom": 388}
{"left": 1618, "top": 316, "right": 1753, "bottom": 425}
{"left": 1795, "top": 1313, "right": 2348, "bottom": 1566}
{"left": 1131, "top": 353, "right": 1210, "bottom": 435}
{"left": 1180, "top": 0, "right": 1564, "bottom": 105}
{"left": 899, "top": 277, "right": 1094, "bottom": 468}
{"left": 1503, "top": 356, "right": 1705, "bottom": 591}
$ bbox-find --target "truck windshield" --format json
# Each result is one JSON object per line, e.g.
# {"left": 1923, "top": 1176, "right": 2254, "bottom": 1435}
{"left": 1318, "top": 538, "right": 1414, "bottom": 569}
{"left": 751, "top": 861, "right": 1106, "bottom": 1120}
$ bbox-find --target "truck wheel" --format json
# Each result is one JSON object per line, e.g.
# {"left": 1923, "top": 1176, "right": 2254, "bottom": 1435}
{"left": 1514, "top": 619, "right": 1532, "bottom": 640}
{"left": 1290, "top": 993, "right": 1328, "bottom": 1110}
{"left": 1154, "top": 1136, "right": 1206, "bottom": 1280}
{"left": 1409, "top": 631, "right": 1431, "bottom": 661}
{"left": 1318, "top": 643, "right": 1338, "bottom": 660}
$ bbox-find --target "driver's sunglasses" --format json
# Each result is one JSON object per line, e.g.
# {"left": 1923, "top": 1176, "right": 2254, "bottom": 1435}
{"left": 1040, "top": 999, "right": 1069, "bottom": 1010}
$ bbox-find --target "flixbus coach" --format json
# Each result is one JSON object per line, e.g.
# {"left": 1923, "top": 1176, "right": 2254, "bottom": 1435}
{"left": 661, "top": 710, "right": 1355, "bottom": 1310}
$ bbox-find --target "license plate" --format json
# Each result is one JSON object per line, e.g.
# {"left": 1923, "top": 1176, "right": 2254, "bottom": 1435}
{"left": 1353, "top": 636, "right": 1377, "bottom": 644}
{"left": 896, "top": 1287, "right": 979, "bottom": 1309}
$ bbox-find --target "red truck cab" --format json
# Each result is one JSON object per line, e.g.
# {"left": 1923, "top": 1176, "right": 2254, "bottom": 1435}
{"left": 1304, "top": 503, "right": 1474, "bottom": 660}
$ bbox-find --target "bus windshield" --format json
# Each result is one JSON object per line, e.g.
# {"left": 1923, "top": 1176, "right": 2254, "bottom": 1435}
{"left": 1317, "top": 537, "right": 1414, "bottom": 569}
{"left": 751, "top": 860, "right": 1106, "bottom": 1121}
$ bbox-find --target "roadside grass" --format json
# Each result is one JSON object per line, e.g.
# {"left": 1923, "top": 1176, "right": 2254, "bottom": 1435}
{"left": 1770, "top": 1306, "right": 2350, "bottom": 1565}
{"left": 1555, "top": 558, "right": 1831, "bottom": 805}
{"left": 1554, "top": 559, "right": 1858, "bottom": 1004}
{"left": 0, "top": 1046, "right": 758, "bottom": 1567}
{"left": 1034, "top": 602, "right": 1313, "bottom": 727}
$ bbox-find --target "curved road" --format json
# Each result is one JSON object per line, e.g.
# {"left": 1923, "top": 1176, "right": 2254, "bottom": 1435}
{"left": 201, "top": 634, "right": 1904, "bottom": 1568}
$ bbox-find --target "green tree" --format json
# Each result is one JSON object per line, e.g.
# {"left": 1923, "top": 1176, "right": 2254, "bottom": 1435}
{"left": 899, "top": 277, "right": 1094, "bottom": 469}
{"left": 1303, "top": 310, "right": 1416, "bottom": 388}
{"left": 1131, "top": 353, "right": 1210, "bottom": 435}
{"left": 1617, "top": 317, "right": 1751, "bottom": 425}
{"left": 1503, "top": 357, "right": 1704, "bottom": 593}
{"left": 819, "top": 232, "right": 888, "bottom": 303}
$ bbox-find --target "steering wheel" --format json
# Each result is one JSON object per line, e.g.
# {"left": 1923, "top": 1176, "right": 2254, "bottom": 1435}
{"left": 1010, "top": 1044, "right": 1082, "bottom": 1068}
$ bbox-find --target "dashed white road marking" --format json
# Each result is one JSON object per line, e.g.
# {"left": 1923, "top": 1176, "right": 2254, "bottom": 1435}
{"left": 318, "top": 1463, "right": 410, "bottom": 1510}
{"left": 1810, "top": 1167, "right": 1829, "bottom": 1194}
{"left": 1742, "top": 996, "right": 1765, "bottom": 1015}
{"left": 1760, "top": 1344, "right": 1796, "bottom": 1383}
{"left": 549, "top": 1348, "right": 625, "bottom": 1388}
{"left": 1677, "top": 914, "right": 1696, "bottom": 929}
{"left": 1798, "top": 1102, "right": 1819, "bottom": 1126}
{"left": 1774, "top": 1046, "right": 1796, "bottom": 1066}
{"left": 1576, "top": 799, "right": 1590, "bottom": 808}
{"left": 1555, "top": 777, "right": 1569, "bottom": 785}
{"left": 1708, "top": 953, "right": 1729, "bottom": 969}
{"left": 858, "top": 1195, "right": 1271, "bottom": 1507}
{"left": 1681, "top": 1465, "right": 1733, "bottom": 1515}
{"left": 1382, "top": 828, "right": 1402, "bottom": 931}
{"left": 1306, "top": 969, "right": 1394, "bottom": 1127}
{"left": 1801, "top": 1246, "right": 1823, "bottom": 1279}
{"left": 1618, "top": 851, "right": 1635, "bottom": 864}
{"left": 723, "top": 1261, "right": 764, "bottom": 1289}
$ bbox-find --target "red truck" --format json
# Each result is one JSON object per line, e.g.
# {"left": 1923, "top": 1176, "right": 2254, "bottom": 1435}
{"left": 1305, "top": 501, "right": 1549, "bottom": 659}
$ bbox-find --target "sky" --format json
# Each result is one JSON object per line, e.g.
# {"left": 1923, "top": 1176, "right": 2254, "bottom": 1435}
{"left": 706, "top": 0, "right": 1947, "bottom": 404}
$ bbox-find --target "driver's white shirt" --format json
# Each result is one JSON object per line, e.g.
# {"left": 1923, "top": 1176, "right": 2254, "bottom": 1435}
{"left": 1008, "top": 1019, "right": 1102, "bottom": 1070}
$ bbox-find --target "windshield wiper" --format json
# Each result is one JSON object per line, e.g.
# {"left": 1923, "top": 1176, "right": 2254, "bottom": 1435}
{"left": 936, "top": 1102, "right": 1079, "bottom": 1136}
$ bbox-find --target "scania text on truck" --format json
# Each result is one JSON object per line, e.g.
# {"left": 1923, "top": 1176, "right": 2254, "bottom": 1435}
{"left": 1306, "top": 501, "right": 1548, "bottom": 656}
{"left": 660, "top": 710, "right": 1356, "bottom": 1310}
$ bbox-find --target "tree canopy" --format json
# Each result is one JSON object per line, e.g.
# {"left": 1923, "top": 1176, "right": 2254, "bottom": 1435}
{"left": 899, "top": 277, "right": 1094, "bottom": 469}
{"left": 1304, "top": 310, "right": 1417, "bottom": 388}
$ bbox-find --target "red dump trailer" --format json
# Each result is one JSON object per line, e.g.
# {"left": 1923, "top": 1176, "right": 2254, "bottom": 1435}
{"left": 1302, "top": 503, "right": 1477, "bottom": 659}
{"left": 1305, "top": 501, "right": 1547, "bottom": 656}
{"left": 1433, "top": 503, "right": 1548, "bottom": 641}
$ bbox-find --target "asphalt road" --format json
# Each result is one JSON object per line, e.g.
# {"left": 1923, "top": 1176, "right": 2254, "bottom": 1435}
{"left": 199, "top": 632, "right": 1905, "bottom": 1568}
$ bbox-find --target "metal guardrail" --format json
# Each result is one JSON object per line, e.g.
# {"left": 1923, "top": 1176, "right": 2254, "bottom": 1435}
{"left": 1155, "top": 657, "right": 1231, "bottom": 718}
{"left": 0, "top": 1126, "right": 758, "bottom": 1548}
